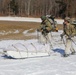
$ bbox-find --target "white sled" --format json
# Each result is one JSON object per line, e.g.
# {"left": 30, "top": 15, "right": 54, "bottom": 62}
{"left": 3, "top": 42, "right": 51, "bottom": 59}
{"left": 4, "top": 51, "right": 49, "bottom": 59}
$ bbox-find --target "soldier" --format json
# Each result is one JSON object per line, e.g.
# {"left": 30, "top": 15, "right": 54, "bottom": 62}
{"left": 60, "top": 17, "right": 76, "bottom": 57}
{"left": 37, "top": 16, "right": 53, "bottom": 45}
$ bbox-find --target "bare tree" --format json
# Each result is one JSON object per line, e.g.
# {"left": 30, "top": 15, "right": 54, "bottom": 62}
{"left": 0, "top": 0, "right": 76, "bottom": 18}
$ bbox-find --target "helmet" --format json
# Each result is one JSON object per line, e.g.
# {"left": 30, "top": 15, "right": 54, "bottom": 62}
{"left": 64, "top": 17, "right": 70, "bottom": 22}
{"left": 41, "top": 16, "right": 46, "bottom": 21}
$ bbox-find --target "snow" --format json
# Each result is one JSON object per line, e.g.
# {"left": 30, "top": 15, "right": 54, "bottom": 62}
{"left": 0, "top": 30, "right": 19, "bottom": 35}
{"left": 0, "top": 17, "right": 76, "bottom": 75}
{"left": 0, "top": 16, "right": 64, "bottom": 24}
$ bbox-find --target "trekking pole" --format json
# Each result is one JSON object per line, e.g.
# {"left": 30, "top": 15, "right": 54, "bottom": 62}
{"left": 70, "top": 38, "right": 76, "bottom": 45}
{"left": 62, "top": 37, "right": 66, "bottom": 46}
{"left": 60, "top": 34, "right": 66, "bottom": 46}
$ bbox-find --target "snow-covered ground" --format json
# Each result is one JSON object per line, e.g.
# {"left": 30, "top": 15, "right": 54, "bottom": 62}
{"left": 0, "top": 17, "right": 76, "bottom": 75}
{"left": 0, "top": 16, "right": 64, "bottom": 24}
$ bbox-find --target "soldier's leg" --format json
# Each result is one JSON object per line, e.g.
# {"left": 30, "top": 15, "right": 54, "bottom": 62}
{"left": 70, "top": 40, "right": 75, "bottom": 54}
{"left": 45, "top": 33, "right": 53, "bottom": 55}
{"left": 39, "top": 33, "right": 47, "bottom": 44}
{"left": 70, "top": 48, "right": 75, "bottom": 55}
{"left": 46, "top": 33, "right": 52, "bottom": 43}
{"left": 46, "top": 33, "right": 53, "bottom": 49}
{"left": 64, "top": 38, "right": 71, "bottom": 56}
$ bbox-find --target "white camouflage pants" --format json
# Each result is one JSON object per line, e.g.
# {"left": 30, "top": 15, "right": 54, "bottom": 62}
{"left": 39, "top": 32, "right": 52, "bottom": 44}
{"left": 65, "top": 37, "right": 75, "bottom": 54}
{"left": 38, "top": 32, "right": 53, "bottom": 55}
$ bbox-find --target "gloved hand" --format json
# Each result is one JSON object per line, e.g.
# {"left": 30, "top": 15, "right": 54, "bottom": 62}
{"left": 68, "top": 35, "right": 71, "bottom": 39}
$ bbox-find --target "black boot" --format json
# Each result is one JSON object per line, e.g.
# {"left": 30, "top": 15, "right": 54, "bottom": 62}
{"left": 63, "top": 54, "right": 70, "bottom": 57}
{"left": 71, "top": 51, "right": 76, "bottom": 55}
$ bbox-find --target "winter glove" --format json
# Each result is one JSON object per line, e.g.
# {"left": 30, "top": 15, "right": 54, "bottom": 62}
{"left": 68, "top": 35, "right": 71, "bottom": 39}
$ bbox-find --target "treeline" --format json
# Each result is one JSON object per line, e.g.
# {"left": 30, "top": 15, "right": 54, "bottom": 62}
{"left": 0, "top": 0, "right": 76, "bottom": 18}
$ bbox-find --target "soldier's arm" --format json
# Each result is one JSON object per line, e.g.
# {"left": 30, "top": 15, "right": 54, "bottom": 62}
{"left": 65, "top": 24, "right": 74, "bottom": 38}
{"left": 37, "top": 24, "right": 43, "bottom": 32}
{"left": 70, "top": 25, "right": 76, "bottom": 37}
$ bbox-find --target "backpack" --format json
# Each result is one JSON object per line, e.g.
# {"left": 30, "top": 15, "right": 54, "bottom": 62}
{"left": 47, "top": 17, "right": 58, "bottom": 32}
{"left": 71, "top": 20, "right": 76, "bottom": 35}
{"left": 71, "top": 20, "right": 76, "bottom": 27}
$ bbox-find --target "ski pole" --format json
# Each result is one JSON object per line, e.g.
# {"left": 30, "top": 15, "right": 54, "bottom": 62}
{"left": 62, "top": 37, "right": 66, "bottom": 46}
{"left": 70, "top": 38, "right": 76, "bottom": 45}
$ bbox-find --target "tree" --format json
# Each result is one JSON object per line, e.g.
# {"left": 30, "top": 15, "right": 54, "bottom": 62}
{"left": 9, "top": 0, "right": 19, "bottom": 15}
{"left": 0, "top": 0, "right": 76, "bottom": 17}
{"left": 55, "top": 0, "right": 67, "bottom": 18}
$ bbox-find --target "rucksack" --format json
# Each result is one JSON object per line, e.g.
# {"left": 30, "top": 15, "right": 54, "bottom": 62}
{"left": 47, "top": 17, "right": 58, "bottom": 32}
{"left": 71, "top": 20, "right": 76, "bottom": 36}
{"left": 71, "top": 20, "right": 76, "bottom": 27}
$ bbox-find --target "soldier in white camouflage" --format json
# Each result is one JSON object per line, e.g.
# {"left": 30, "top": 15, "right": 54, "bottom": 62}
{"left": 37, "top": 16, "right": 53, "bottom": 44}
{"left": 60, "top": 17, "right": 76, "bottom": 57}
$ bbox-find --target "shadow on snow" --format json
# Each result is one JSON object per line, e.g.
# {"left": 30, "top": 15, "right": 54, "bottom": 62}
{"left": 53, "top": 48, "right": 65, "bottom": 55}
